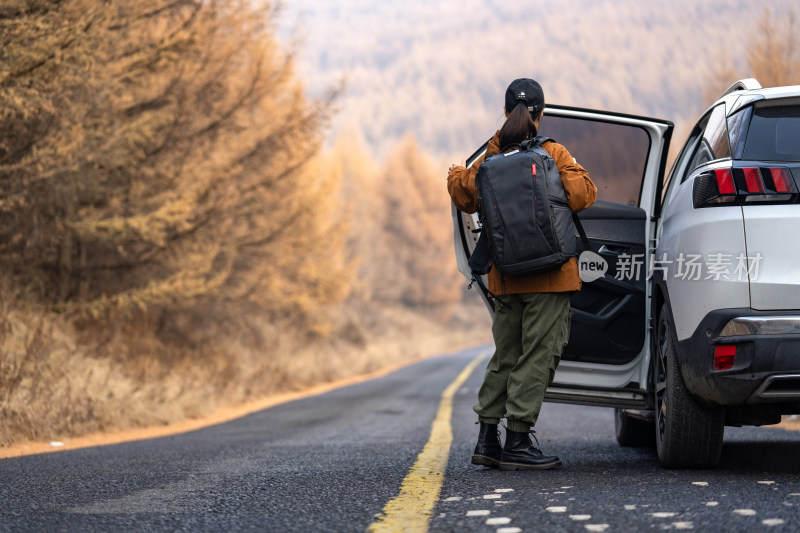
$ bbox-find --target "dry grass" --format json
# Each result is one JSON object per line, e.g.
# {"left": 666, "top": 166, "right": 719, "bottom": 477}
{"left": 0, "top": 290, "right": 490, "bottom": 447}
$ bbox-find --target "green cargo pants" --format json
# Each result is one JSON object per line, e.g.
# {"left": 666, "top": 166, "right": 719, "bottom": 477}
{"left": 474, "top": 292, "right": 572, "bottom": 433}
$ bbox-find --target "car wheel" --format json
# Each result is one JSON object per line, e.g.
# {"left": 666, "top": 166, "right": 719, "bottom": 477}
{"left": 614, "top": 408, "right": 655, "bottom": 447}
{"left": 655, "top": 303, "right": 724, "bottom": 468}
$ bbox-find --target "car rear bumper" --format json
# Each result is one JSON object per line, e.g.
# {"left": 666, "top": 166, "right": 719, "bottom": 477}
{"left": 676, "top": 308, "right": 800, "bottom": 407}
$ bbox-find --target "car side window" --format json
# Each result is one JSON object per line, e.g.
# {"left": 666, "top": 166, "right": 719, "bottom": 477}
{"left": 677, "top": 116, "right": 710, "bottom": 184}
{"left": 687, "top": 138, "right": 714, "bottom": 170}
{"left": 660, "top": 105, "right": 731, "bottom": 213}
{"left": 687, "top": 104, "right": 730, "bottom": 172}
{"left": 660, "top": 121, "right": 704, "bottom": 210}
{"left": 727, "top": 106, "right": 753, "bottom": 159}
{"left": 539, "top": 115, "right": 649, "bottom": 206}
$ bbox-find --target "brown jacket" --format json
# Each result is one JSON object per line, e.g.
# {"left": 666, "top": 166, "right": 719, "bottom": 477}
{"left": 447, "top": 131, "right": 597, "bottom": 295}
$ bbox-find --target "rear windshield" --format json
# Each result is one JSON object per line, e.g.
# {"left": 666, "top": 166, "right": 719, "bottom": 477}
{"left": 540, "top": 115, "right": 650, "bottom": 206}
{"left": 743, "top": 104, "right": 800, "bottom": 161}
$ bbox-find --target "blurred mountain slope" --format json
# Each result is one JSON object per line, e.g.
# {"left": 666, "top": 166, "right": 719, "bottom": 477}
{"left": 283, "top": 0, "right": 797, "bottom": 158}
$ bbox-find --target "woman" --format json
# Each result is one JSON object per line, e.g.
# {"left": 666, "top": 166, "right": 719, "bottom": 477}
{"left": 447, "top": 78, "right": 597, "bottom": 470}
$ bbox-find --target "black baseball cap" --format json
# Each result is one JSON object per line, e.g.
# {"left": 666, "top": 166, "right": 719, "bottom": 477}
{"left": 504, "top": 78, "right": 545, "bottom": 115}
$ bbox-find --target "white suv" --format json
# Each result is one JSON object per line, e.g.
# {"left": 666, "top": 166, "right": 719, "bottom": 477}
{"left": 452, "top": 79, "right": 800, "bottom": 468}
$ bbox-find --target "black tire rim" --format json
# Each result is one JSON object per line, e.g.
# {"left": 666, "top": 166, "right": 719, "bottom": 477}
{"left": 655, "top": 312, "right": 668, "bottom": 447}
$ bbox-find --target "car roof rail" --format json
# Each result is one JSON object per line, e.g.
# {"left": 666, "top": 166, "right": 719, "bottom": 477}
{"left": 721, "top": 78, "right": 762, "bottom": 97}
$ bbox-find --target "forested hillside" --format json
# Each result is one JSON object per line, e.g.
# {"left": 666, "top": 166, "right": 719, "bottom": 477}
{"left": 283, "top": 0, "right": 798, "bottom": 159}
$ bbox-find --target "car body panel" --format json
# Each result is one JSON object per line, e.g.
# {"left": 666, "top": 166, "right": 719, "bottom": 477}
{"left": 658, "top": 164, "right": 750, "bottom": 341}
{"left": 744, "top": 203, "right": 800, "bottom": 310}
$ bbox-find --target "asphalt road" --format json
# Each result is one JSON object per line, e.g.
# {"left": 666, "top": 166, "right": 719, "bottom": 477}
{"left": 2, "top": 346, "right": 800, "bottom": 532}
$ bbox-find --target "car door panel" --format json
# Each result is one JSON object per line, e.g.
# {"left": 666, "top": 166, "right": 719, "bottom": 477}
{"left": 568, "top": 201, "right": 646, "bottom": 365}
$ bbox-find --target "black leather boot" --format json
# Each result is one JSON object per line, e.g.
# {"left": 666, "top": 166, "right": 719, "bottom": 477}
{"left": 499, "top": 429, "right": 562, "bottom": 470}
{"left": 471, "top": 422, "right": 502, "bottom": 468}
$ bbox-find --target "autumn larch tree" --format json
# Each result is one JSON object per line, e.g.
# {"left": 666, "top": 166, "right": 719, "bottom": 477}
{"left": 0, "top": 0, "right": 349, "bottom": 326}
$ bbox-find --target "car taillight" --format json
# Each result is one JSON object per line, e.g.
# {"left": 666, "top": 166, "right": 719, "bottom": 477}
{"left": 768, "top": 168, "right": 792, "bottom": 193}
{"left": 693, "top": 169, "right": 737, "bottom": 207}
{"left": 737, "top": 167, "right": 795, "bottom": 202}
{"left": 713, "top": 345, "right": 736, "bottom": 371}
{"left": 742, "top": 168, "right": 765, "bottom": 193}
{"left": 693, "top": 166, "right": 797, "bottom": 207}
{"left": 715, "top": 168, "right": 736, "bottom": 194}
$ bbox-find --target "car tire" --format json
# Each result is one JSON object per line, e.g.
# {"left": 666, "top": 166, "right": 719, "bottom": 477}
{"left": 655, "top": 303, "right": 724, "bottom": 468}
{"left": 614, "top": 409, "right": 655, "bottom": 447}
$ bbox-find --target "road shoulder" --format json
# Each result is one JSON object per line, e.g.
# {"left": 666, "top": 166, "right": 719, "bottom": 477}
{"left": 0, "top": 344, "right": 488, "bottom": 459}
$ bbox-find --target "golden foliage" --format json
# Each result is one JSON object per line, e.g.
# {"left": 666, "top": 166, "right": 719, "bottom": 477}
{"left": 746, "top": 8, "right": 800, "bottom": 88}
{"left": 0, "top": 0, "right": 350, "bottom": 323}
{"left": 323, "top": 133, "right": 462, "bottom": 321}
{"left": 704, "top": 7, "right": 800, "bottom": 105}
{"left": 376, "top": 135, "right": 461, "bottom": 316}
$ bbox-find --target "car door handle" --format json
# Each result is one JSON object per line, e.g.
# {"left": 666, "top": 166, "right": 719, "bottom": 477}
{"left": 598, "top": 244, "right": 628, "bottom": 256}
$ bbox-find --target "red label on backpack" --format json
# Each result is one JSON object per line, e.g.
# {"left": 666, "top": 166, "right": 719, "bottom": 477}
{"left": 532, "top": 163, "right": 537, "bottom": 176}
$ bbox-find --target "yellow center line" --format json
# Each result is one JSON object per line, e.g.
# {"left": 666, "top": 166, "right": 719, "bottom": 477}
{"left": 368, "top": 352, "right": 487, "bottom": 533}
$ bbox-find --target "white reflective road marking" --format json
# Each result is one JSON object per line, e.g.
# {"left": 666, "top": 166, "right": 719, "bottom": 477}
{"left": 486, "top": 517, "right": 512, "bottom": 525}
{"left": 546, "top": 506, "right": 567, "bottom": 513}
{"left": 733, "top": 509, "right": 757, "bottom": 516}
{"left": 466, "top": 510, "right": 490, "bottom": 517}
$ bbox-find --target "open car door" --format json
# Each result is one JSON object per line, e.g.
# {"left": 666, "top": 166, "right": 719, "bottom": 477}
{"left": 452, "top": 105, "right": 673, "bottom": 409}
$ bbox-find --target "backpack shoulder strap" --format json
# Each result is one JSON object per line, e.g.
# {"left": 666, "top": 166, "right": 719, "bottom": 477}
{"left": 573, "top": 212, "right": 592, "bottom": 251}
{"left": 498, "top": 142, "right": 522, "bottom": 153}
{"left": 519, "top": 136, "right": 555, "bottom": 151}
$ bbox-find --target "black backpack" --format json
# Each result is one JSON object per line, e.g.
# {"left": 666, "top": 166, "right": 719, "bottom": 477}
{"left": 469, "top": 136, "right": 587, "bottom": 278}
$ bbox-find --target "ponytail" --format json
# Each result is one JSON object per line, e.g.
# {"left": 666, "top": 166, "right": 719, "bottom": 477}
{"left": 499, "top": 102, "right": 538, "bottom": 150}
